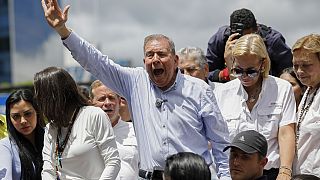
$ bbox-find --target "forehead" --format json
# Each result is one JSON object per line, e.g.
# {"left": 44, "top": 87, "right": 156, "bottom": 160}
{"left": 10, "top": 100, "right": 33, "bottom": 112}
{"left": 145, "top": 39, "right": 171, "bottom": 52}
{"left": 92, "top": 85, "right": 117, "bottom": 96}
{"left": 179, "top": 58, "right": 199, "bottom": 66}
{"left": 280, "top": 73, "right": 296, "bottom": 83}
{"left": 293, "top": 49, "right": 319, "bottom": 63}
{"left": 234, "top": 54, "right": 261, "bottom": 67}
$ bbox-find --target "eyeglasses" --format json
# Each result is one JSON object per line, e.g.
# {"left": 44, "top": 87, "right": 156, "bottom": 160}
{"left": 231, "top": 63, "right": 263, "bottom": 78}
{"left": 231, "top": 68, "right": 260, "bottom": 78}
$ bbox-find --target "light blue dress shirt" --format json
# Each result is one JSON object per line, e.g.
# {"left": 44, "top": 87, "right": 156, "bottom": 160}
{"left": 0, "top": 137, "right": 21, "bottom": 180}
{"left": 63, "top": 32, "right": 231, "bottom": 178}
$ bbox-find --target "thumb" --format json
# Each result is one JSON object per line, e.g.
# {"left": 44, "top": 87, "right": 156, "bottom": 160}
{"left": 63, "top": 5, "right": 70, "bottom": 20}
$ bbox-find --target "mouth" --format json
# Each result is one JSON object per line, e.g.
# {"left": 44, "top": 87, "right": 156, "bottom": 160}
{"left": 21, "top": 126, "right": 31, "bottom": 130}
{"left": 153, "top": 68, "right": 164, "bottom": 76}
{"left": 231, "top": 168, "right": 242, "bottom": 173}
{"left": 104, "top": 109, "right": 113, "bottom": 113}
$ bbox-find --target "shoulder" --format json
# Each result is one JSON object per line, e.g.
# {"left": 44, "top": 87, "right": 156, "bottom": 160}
{"left": 79, "top": 106, "right": 106, "bottom": 117}
{"left": 0, "top": 137, "right": 18, "bottom": 155}
{"left": 264, "top": 76, "right": 292, "bottom": 90}
{"left": 208, "top": 25, "right": 229, "bottom": 43}
{"left": 215, "top": 79, "right": 241, "bottom": 93}
{"left": 0, "top": 137, "right": 11, "bottom": 148}
{"left": 181, "top": 74, "right": 212, "bottom": 93}
{"left": 259, "top": 24, "right": 286, "bottom": 43}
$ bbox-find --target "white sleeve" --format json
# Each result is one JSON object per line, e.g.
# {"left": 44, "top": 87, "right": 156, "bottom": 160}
{"left": 41, "top": 126, "right": 56, "bottom": 180}
{"left": 90, "top": 110, "right": 121, "bottom": 180}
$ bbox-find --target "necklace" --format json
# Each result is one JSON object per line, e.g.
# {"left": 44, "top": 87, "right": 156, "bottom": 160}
{"left": 55, "top": 107, "right": 80, "bottom": 180}
{"left": 296, "top": 86, "right": 319, "bottom": 149}
{"left": 247, "top": 86, "right": 261, "bottom": 103}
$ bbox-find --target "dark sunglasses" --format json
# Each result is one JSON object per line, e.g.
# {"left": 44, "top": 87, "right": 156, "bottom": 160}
{"left": 231, "top": 68, "right": 260, "bottom": 78}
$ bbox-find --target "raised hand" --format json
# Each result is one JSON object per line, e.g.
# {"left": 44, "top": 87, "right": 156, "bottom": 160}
{"left": 41, "top": 0, "right": 71, "bottom": 38}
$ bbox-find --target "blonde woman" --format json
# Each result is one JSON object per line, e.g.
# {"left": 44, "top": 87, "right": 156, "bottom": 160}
{"left": 215, "top": 34, "right": 296, "bottom": 180}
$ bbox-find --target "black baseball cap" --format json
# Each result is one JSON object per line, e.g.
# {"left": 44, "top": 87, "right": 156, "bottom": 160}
{"left": 223, "top": 130, "right": 268, "bottom": 157}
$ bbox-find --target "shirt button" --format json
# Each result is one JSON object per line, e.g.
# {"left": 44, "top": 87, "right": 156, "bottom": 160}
{"left": 162, "top": 125, "right": 166, "bottom": 128}
{"left": 163, "top": 142, "right": 167, "bottom": 145}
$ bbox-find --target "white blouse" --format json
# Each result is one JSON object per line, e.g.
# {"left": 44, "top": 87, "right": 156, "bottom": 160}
{"left": 294, "top": 87, "right": 320, "bottom": 176}
{"left": 215, "top": 76, "right": 296, "bottom": 170}
{"left": 42, "top": 106, "right": 120, "bottom": 180}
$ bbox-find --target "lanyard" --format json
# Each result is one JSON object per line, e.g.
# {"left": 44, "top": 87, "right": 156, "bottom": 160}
{"left": 55, "top": 107, "right": 80, "bottom": 179}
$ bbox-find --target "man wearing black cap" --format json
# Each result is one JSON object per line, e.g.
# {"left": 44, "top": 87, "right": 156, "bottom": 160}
{"left": 206, "top": 8, "right": 292, "bottom": 82}
{"left": 224, "top": 130, "right": 268, "bottom": 180}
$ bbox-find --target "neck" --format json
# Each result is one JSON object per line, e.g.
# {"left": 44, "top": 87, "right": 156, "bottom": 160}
{"left": 25, "top": 131, "right": 36, "bottom": 147}
{"left": 111, "top": 116, "right": 120, "bottom": 127}
{"left": 309, "top": 82, "right": 320, "bottom": 94}
{"left": 244, "top": 77, "right": 263, "bottom": 94}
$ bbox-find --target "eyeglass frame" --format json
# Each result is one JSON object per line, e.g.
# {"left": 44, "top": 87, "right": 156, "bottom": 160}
{"left": 231, "top": 60, "right": 264, "bottom": 78}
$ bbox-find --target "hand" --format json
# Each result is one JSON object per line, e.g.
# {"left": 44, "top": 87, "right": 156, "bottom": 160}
{"left": 41, "top": 0, "right": 71, "bottom": 38}
{"left": 224, "top": 33, "right": 239, "bottom": 75}
{"left": 276, "top": 173, "right": 291, "bottom": 180}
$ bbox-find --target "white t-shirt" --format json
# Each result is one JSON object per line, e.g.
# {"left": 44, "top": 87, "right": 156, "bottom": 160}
{"left": 113, "top": 120, "right": 139, "bottom": 180}
{"left": 42, "top": 106, "right": 120, "bottom": 180}
{"left": 294, "top": 87, "right": 320, "bottom": 176}
{"left": 215, "top": 76, "right": 296, "bottom": 170}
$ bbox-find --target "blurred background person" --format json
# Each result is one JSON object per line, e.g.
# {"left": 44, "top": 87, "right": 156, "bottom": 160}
{"left": 178, "top": 47, "right": 220, "bottom": 91}
{"left": 292, "top": 34, "right": 320, "bottom": 176}
{"left": 215, "top": 34, "right": 296, "bottom": 179}
{"left": 89, "top": 80, "right": 139, "bottom": 180}
{"left": 34, "top": 67, "right": 120, "bottom": 180}
{"left": 0, "top": 89, "right": 45, "bottom": 180}
{"left": 223, "top": 130, "right": 268, "bottom": 180}
{"left": 280, "top": 67, "right": 306, "bottom": 109}
{"left": 163, "top": 152, "right": 211, "bottom": 180}
{"left": 206, "top": 8, "right": 292, "bottom": 82}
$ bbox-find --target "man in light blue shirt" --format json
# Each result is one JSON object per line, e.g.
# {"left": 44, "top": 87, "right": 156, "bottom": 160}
{"left": 41, "top": 0, "right": 231, "bottom": 179}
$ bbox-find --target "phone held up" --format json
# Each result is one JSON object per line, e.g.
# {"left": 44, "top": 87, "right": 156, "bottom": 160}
{"left": 230, "top": 23, "right": 244, "bottom": 39}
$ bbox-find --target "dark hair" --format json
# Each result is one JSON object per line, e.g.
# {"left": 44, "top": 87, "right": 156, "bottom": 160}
{"left": 230, "top": 8, "right": 257, "bottom": 30}
{"left": 33, "top": 67, "right": 88, "bottom": 127}
{"left": 281, "top": 67, "right": 304, "bottom": 88}
{"left": 292, "top": 174, "right": 320, "bottom": 180}
{"left": 5, "top": 89, "right": 45, "bottom": 180}
{"left": 163, "top": 152, "right": 211, "bottom": 180}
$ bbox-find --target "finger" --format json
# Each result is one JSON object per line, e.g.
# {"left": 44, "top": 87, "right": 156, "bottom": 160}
{"left": 52, "top": 0, "right": 63, "bottom": 12}
{"left": 228, "top": 33, "right": 238, "bottom": 40}
{"left": 41, "top": 0, "right": 48, "bottom": 11}
{"left": 63, "top": 5, "right": 71, "bottom": 20}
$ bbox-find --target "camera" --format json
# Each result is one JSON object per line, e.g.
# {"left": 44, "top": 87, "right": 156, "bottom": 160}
{"left": 230, "top": 23, "right": 244, "bottom": 39}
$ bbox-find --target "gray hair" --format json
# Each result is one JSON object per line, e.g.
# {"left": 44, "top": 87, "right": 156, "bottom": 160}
{"left": 177, "top": 47, "right": 208, "bottom": 69}
{"left": 143, "top": 34, "right": 176, "bottom": 55}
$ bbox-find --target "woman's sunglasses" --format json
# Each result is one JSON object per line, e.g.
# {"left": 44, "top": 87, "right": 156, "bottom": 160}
{"left": 231, "top": 68, "right": 260, "bottom": 78}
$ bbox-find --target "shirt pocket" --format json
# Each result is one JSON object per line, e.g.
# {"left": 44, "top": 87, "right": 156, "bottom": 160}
{"left": 224, "top": 113, "right": 241, "bottom": 140}
{"left": 257, "top": 107, "right": 282, "bottom": 139}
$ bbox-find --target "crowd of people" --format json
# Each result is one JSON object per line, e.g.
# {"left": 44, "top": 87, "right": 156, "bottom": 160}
{"left": 0, "top": 0, "right": 319, "bottom": 179}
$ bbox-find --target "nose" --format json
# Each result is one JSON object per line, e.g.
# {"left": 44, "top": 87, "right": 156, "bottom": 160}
{"left": 152, "top": 53, "right": 160, "bottom": 63}
{"left": 20, "top": 117, "right": 28, "bottom": 124}
{"left": 103, "top": 98, "right": 112, "bottom": 106}
{"left": 232, "top": 157, "right": 240, "bottom": 166}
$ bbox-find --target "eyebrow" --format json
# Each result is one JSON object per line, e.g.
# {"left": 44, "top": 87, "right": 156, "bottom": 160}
{"left": 10, "top": 109, "right": 33, "bottom": 115}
